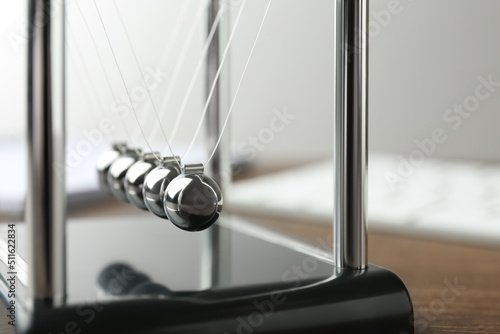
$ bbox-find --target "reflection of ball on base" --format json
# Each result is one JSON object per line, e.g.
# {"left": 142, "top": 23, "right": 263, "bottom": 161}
{"left": 164, "top": 164, "right": 223, "bottom": 232}
{"left": 124, "top": 152, "right": 159, "bottom": 210}
{"left": 143, "top": 156, "right": 181, "bottom": 219}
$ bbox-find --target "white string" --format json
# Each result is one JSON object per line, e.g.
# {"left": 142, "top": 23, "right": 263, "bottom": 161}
{"left": 166, "top": 3, "right": 226, "bottom": 146}
{"left": 73, "top": 0, "right": 139, "bottom": 151}
{"left": 206, "top": 0, "right": 273, "bottom": 165}
{"left": 66, "top": 20, "right": 106, "bottom": 121}
{"left": 77, "top": 0, "right": 267, "bottom": 170}
{"left": 74, "top": 0, "right": 192, "bottom": 157}
{"left": 182, "top": 0, "right": 248, "bottom": 160}
{"left": 67, "top": 55, "right": 104, "bottom": 126}
{"left": 131, "top": 0, "right": 193, "bottom": 145}
{"left": 110, "top": 0, "right": 180, "bottom": 166}
{"left": 155, "top": 1, "right": 193, "bottom": 74}
{"left": 91, "top": 0, "right": 161, "bottom": 160}
{"left": 147, "top": 3, "right": 207, "bottom": 147}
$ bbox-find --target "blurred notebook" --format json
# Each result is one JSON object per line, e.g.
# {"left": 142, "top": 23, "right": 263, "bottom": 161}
{"left": 232, "top": 153, "right": 500, "bottom": 247}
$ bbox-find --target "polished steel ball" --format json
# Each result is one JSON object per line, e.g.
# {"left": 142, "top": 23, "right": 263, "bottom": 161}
{"left": 124, "top": 152, "right": 160, "bottom": 210}
{"left": 164, "top": 163, "right": 223, "bottom": 232}
{"left": 96, "top": 143, "right": 127, "bottom": 195}
{"left": 107, "top": 148, "right": 141, "bottom": 202}
{"left": 142, "top": 156, "right": 181, "bottom": 218}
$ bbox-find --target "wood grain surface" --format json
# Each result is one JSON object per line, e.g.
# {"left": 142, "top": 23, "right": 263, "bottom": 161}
{"left": 250, "top": 216, "right": 500, "bottom": 334}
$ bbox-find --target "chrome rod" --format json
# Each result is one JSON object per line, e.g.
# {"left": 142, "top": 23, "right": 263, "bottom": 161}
{"left": 333, "top": 0, "right": 368, "bottom": 269}
{"left": 26, "top": 0, "right": 66, "bottom": 303}
{"left": 201, "top": 0, "right": 232, "bottom": 288}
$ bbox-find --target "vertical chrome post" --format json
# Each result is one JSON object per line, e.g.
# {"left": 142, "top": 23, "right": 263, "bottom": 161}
{"left": 201, "top": 0, "right": 231, "bottom": 288}
{"left": 333, "top": 0, "right": 368, "bottom": 269}
{"left": 26, "top": 0, "right": 66, "bottom": 304}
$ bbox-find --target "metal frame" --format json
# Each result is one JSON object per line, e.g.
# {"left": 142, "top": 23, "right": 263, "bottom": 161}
{"left": 202, "top": 0, "right": 232, "bottom": 288}
{"left": 26, "top": 0, "right": 66, "bottom": 305}
{"left": 333, "top": 0, "right": 368, "bottom": 270}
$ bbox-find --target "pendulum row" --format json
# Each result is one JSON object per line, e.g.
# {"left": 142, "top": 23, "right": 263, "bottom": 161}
{"left": 96, "top": 144, "right": 223, "bottom": 232}
{"left": 87, "top": 0, "right": 222, "bottom": 232}
{"left": 93, "top": 0, "right": 272, "bottom": 233}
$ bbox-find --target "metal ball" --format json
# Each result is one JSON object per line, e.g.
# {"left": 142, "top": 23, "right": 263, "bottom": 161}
{"left": 96, "top": 143, "right": 127, "bottom": 195}
{"left": 124, "top": 152, "right": 160, "bottom": 210}
{"left": 97, "top": 263, "right": 155, "bottom": 296}
{"left": 107, "top": 148, "right": 141, "bottom": 202}
{"left": 142, "top": 156, "right": 181, "bottom": 218}
{"left": 164, "top": 163, "right": 223, "bottom": 232}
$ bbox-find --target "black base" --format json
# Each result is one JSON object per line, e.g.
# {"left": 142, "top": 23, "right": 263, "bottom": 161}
{"left": 17, "top": 264, "right": 413, "bottom": 334}
{"left": 2, "top": 217, "right": 413, "bottom": 333}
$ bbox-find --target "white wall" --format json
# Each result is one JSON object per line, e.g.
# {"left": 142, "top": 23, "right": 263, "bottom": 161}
{"left": 0, "top": 0, "right": 27, "bottom": 138}
{"left": 2, "top": 0, "right": 500, "bottom": 169}
{"left": 369, "top": 0, "right": 500, "bottom": 162}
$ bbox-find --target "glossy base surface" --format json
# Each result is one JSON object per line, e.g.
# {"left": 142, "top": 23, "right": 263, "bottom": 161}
{"left": 1, "top": 217, "right": 413, "bottom": 334}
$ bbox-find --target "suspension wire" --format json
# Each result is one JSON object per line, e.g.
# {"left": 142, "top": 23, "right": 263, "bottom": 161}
{"left": 73, "top": 0, "right": 139, "bottom": 150}
{"left": 127, "top": 0, "right": 193, "bottom": 147}
{"left": 66, "top": 21, "right": 106, "bottom": 122}
{"left": 76, "top": 0, "right": 267, "bottom": 171}
{"left": 91, "top": 0, "right": 162, "bottom": 160}
{"left": 111, "top": 0, "right": 182, "bottom": 166}
{"left": 144, "top": 3, "right": 208, "bottom": 148}
{"left": 206, "top": 0, "right": 273, "bottom": 165}
{"left": 166, "top": 3, "right": 226, "bottom": 147}
{"left": 74, "top": 0, "right": 192, "bottom": 157}
{"left": 181, "top": 0, "right": 248, "bottom": 160}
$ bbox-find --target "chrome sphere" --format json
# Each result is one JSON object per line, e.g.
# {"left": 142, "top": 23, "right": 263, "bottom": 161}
{"left": 142, "top": 156, "right": 181, "bottom": 218}
{"left": 124, "top": 152, "right": 160, "bottom": 210}
{"left": 96, "top": 143, "right": 127, "bottom": 195}
{"left": 107, "top": 148, "right": 141, "bottom": 202}
{"left": 164, "top": 164, "right": 223, "bottom": 232}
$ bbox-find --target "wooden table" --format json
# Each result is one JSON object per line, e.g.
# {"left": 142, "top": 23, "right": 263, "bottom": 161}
{"left": 248, "top": 216, "right": 500, "bottom": 334}
{"left": 2, "top": 202, "right": 500, "bottom": 333}
{"left": 231, "top": 166, "right": 500, "bottom": 333}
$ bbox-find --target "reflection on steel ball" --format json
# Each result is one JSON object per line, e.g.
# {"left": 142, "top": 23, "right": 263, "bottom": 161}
{"left": 96, "top": 142, "right": 127, "bottom": 195}
{"left": 142, "top": 156, "right": 181, "bottom": 218}
{"left": 164, "top": 163, "right": 223, "bottom": 232}
{"left": 124, "top": 152, "right": 160, "bottom": 210}
{"left": 107, "top": 148, "right": 141, "bottom": 202}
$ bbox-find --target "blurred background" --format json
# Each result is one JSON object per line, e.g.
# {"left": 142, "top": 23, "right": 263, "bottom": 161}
{"left": 2, "top": 0, "right": 500, "bottom": 163}
{"left": 2, "top": 2, "right": 500, "bottom": 331}
{"left": 1, "top": 0, "right": 500, "bottom": 244}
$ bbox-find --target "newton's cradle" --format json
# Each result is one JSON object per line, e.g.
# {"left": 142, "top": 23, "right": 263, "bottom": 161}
{"left": 1, "top": 0, "right": 414, "bottom": 333}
